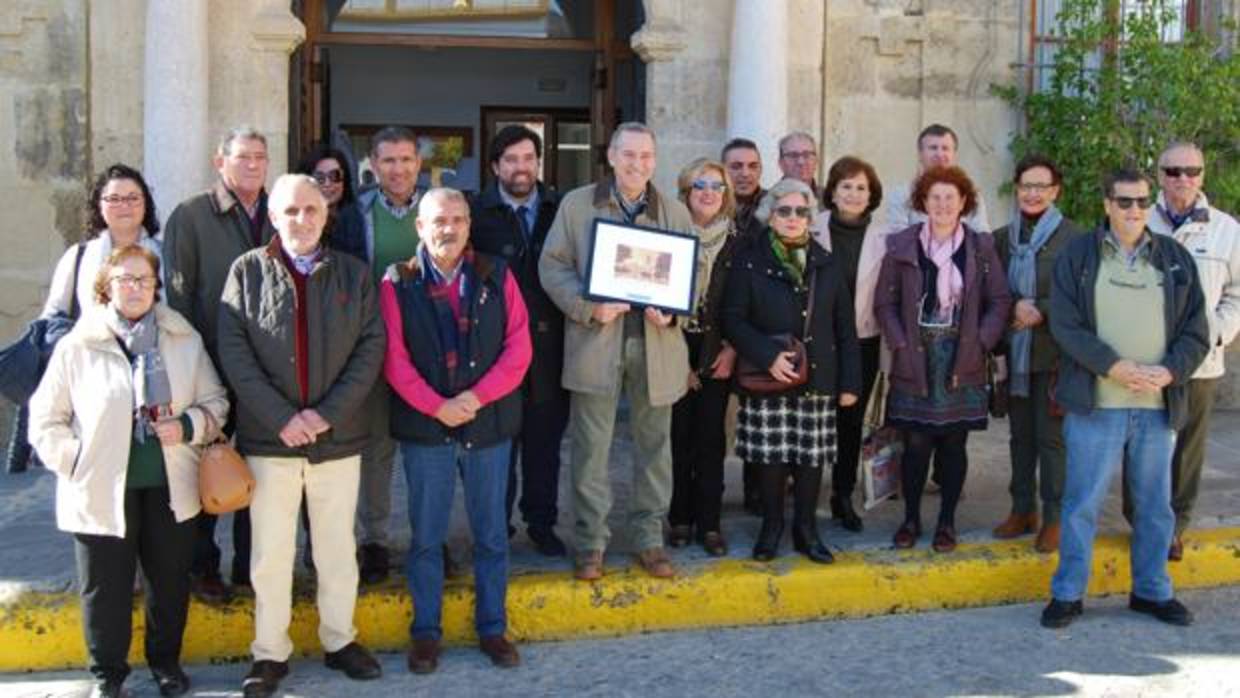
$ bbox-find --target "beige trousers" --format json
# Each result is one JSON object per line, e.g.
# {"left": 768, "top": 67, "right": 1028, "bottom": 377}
{"left": 248, "top": 454, "right": 361, "bottom": 661}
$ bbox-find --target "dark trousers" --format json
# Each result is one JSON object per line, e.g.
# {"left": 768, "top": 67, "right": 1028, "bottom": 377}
{"left": 192, "top": 508, "right": 251, "bottom": 583}
{"left": 832, "top": 337, "right": 882, "bottom": 499}
{"left": 6, "top": 403, "right": 32, "bottom": 473}
{"left": 669, "top": 356, "right": 730, "bottom": 533}
{"left": 1007, "top": 370, "right": 1065, "bottom": 522}
{"left": 1123, "top": 377, "right": 1217, "bottom": 536}
{"left": 901, "top": 429, "right": 969, "bottom": 527}
{"left": 505, "top": 390, "right": 570, "bottom": 531}
{"left": 74, "top": 487, "right": 196, "bottom": 683}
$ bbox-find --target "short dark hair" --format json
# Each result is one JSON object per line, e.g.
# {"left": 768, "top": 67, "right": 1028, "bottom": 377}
{"left": 825, "top": 156, "right": 884, "bottom": 215}
{"left": 297, "top": 144, "right": 356, "bottom": 205}
{"left": 1013, "top": 154, "right": 1062, "bottom": 186}
{"left": 370, "top": 126, "right": 418, "bottom": 157}
{"left": 489, "top": 125, "right": 542, "bottom": 166}
{"left": 721, "top": 137, "right": 760, "bottom": 162}
{"left": 911, "top": 166, "right": 979, "bottom": 218}
{"left": 93, "top": 245, "right": 162, "bottom": 305}
{"left": 1103, "top": 168, "right": 1152, "bottom": 198}
{"left": 917, "top": 123, "right": 958, "bottom": 149}
{"left": 86, "top": 163, "right": 160, "bottom": 240}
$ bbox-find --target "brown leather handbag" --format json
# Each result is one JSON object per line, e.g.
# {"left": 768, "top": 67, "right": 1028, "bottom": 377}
{"left": 197, "top": 411, "right": 254, "bottom": 515}
{"left": 735, "top": 269, "right": 816, "bottom": 395}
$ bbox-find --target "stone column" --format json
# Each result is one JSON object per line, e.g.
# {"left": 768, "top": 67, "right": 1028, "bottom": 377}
{"left": 632, "top": 0, "right": 690, "bottom": 194}
{"left": 726, "top": 0, "right": 788, "bottom": 186}
{"left": 144, "top": 0, "right": 210, "bottom": 223}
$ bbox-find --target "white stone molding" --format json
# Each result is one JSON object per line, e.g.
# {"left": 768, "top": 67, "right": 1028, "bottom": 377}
{"left": 631, "top": 0, "right": 687, "bottom": 63}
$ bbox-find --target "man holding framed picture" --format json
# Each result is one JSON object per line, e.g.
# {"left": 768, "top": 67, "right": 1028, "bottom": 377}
{"left": 538, "top": 122, "right": 694, "bottom": 581}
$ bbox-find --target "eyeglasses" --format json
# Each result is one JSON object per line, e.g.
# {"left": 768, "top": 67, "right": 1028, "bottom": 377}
{"left": 1017, "top": 182, "right": 1056, "bottom": 193}
{"left": 780, "top": 150, "right": 817, "bottom": 162}
{"left": 773, "top": 205, "right": 813, "bottom": 219}
{"left": 101, "top": 194, "right": 144, "bottom": 207}
{"left": 313, "top": 170, "right": 344, "bottom": 185}
{"left": 1109, "top": 196, "right": 1153, "bottom": 210}
{"left": 109, "top": 274, "right": 157, "bottom": 289}
{"left": 691, "top": 179, "right": 727, "bottom": 192}
{"left": 1161, "top": 166, "right": 1203, "bottom": 179}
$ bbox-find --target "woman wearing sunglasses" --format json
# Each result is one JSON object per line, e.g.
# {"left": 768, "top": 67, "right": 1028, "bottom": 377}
{"left": 667, "top": 158, "right": 740, "bottom": 556}
{"left": 876, "top": 166, "right": 1011, "bottom": 553}
{"left": 990, "top": 155, "right": 1085, "bottom": 553}
{"left": 297, "top": 145, "right": 366, "bottom": 261}
{"left": 723, "top": 177, "right": 861, "bottom": 563}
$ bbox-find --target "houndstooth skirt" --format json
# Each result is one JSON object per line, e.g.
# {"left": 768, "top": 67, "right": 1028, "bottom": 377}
{"left": 735, "top": 392, "right": 837, "bottom": 468}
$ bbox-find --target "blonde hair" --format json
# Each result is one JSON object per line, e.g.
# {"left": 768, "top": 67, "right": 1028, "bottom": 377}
{"left": 676, "top": 158, "right": 736, "bottom": 222}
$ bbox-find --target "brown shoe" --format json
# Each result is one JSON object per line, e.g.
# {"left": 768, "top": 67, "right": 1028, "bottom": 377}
{"left": 932, "top": 524, "right": 958, "bottom": 553}
{"left": 1168, "top": 535, "right": 1184, "bottom": 562}
{"left": 636, "top": 547, "right": 676, "bottom": 579}
{"left": 479, "top": 635, "right": 521, "bottom": 668}
{"left": 406, "top": 638, "right": 440, "bottom": 675}
{"left": 992, "top": 512, "right": 1039, "bottom": 539}
{"left": 573, "top": 550, "right": 604, "bottom": 581}
{"left": 1035, "top": 523, "right": 1060, "bottom": 553}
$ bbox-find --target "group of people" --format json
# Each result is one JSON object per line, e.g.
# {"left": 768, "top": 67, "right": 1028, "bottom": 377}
{"left": 10, "top": 115, "right": 1238, "bottom": 697}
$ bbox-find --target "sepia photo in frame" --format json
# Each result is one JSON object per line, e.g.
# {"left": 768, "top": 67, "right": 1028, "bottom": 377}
{"left": 583, "top": 219, "right": 699, "bottom": 315}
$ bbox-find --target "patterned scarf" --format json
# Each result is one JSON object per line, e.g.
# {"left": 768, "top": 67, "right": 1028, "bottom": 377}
{"left": 104, "top": 306, "right": 171, "bottom": 443}
{"left": 1006, "top": 205, "right": 1063, "bottom": 397}
{"left": 691, "top": 217, "right": 733, "bottom": 321}
{"left": 919, "top": 222, "right": 964, "bottom": 322}
{"left": 418, "top": 244, "right": 476, "bottom": 392}
{"left": 769, "top": 228, "right": 809, "bottom": 287}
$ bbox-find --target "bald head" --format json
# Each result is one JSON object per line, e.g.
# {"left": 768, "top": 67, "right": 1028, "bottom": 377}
{"left": 268, "top": 173, "right": 328, "bottom": 257}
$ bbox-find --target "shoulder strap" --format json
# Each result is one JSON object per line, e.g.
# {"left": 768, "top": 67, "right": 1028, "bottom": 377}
{"left": 69, "top": 242, "right": 87, "bottom": 320}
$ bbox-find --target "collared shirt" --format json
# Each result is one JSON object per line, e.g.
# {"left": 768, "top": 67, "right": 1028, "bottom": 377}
{"left": 1103, "top": 227, "right": 1153, "bottom": 269}
{"left": 614, "top": 188, "right": 648, "bottom": 224}
{"left": 498, "top": 186, "right": 539, "bottom": 235}
{"left": 421, "top": 245, "right": 464, "bottom": 286}
{"left": 1158, "top": 199, "right": 1209, "bottom": 230}
{"left": 379, "top": 190, "right": 421, "bottom": 220}
{"left": 284, "top": 246, "right": 323, "bottom": 275}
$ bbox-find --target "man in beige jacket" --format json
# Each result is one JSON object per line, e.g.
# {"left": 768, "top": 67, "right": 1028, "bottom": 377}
{"left": 538, "top": 122, "right": 692, "bottom": 581}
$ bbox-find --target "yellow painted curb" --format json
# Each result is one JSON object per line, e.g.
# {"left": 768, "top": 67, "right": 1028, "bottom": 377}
{"left": 3, "top": 528, "right": 1238, "bottom": 672}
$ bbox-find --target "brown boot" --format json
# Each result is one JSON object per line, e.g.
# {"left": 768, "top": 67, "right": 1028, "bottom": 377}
{"left": 1035, "top": 523, "right": 1060, "bottom": 553}
{"left": 992, "top": 512, "right": 1038, "bottom": 539}
{"left": 1168, "top": 535, "right": 1184, "bottom": 562}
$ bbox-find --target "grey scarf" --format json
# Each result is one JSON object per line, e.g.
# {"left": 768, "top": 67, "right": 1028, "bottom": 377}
{"left": 105, "top": 307, "right": 171, "bottom": 443}
{"left": 1006, "top": 205, "right": 1063, "bottom": 397}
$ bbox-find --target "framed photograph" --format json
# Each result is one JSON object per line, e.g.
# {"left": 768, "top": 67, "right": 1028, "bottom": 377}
{"left": 584, "top": 219, "right": 699, "bottom": 315}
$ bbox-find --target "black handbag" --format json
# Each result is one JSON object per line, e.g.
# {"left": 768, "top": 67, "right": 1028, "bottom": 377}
{"left": 735, "top": 269, "right": 816, "bottom": 395}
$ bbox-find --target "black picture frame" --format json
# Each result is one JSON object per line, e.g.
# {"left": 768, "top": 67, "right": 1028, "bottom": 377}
{"left": 582, "top": 218, "right": 700, "bottom": 315}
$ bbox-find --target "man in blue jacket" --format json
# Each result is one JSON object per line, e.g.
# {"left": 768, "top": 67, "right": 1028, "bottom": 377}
{"left": 1041, "top": 168, "right": 1208, "bottom": 629}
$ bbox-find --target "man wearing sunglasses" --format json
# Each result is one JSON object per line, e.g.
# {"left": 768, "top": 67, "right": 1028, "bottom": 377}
{"left": 1042, "top": 168, "right": 1208, "bottom": 630}
{"left": 1124, "top": 142, "right": 1240, "bottom": 562}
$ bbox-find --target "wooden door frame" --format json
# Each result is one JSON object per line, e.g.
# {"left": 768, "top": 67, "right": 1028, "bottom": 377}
{"left": 479, "top": 105, "right": 592, "bottom": 191}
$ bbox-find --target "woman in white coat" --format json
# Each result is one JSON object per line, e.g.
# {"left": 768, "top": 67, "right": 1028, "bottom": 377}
{"left": 29, "top": 245, "right": 228, "bottom": 698}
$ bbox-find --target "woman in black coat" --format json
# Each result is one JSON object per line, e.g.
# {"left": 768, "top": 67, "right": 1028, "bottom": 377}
{"left": 723, "top": 177, "right": 862, "bottom": 563}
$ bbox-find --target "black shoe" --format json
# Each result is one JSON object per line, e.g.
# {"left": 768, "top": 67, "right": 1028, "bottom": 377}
{"left": 231, "top": 568, "right": 252, "bottom": 589}
{"left": 324, "top": 641, "right": 382, "bottom": 680}
{"left": 1129, "top": 594, "right": 1193, "bottom": 626}
{"left": 241, "top": 660, "right": 288, "bottom": 698}
{"left": 791, "top": 522, "right": 835, "bottom": 564}
{"left": 150, "top": 664, "right": 189, "bottom": 697}
{"left": 189, "top": 573, "right": 232, "bottom": 604}
{"left": 89, "top": 678, "right": 127, "bottom": 698}
{"left": 830, "top": 495, "right": 864, "bottom": 532}
{"left": 1040, "top": 598, "right": 1083, "bottom": 628}
{"left": 359, "top": 543, "right": 390, "bottom": 585}
{"left": 528, "top": 526, "right": 567, "bottom": 557}
{"left": 752, "top": 518, "right": 784, "bottom": 562}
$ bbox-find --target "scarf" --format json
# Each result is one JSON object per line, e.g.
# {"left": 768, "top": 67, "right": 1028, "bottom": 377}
{"left": 690, "top": 217, "right": 733, "bottom": 323}
{"left": 1006, "top": 205, "right": 1063, "bottom": 397}
{"left": 419, "top": 244, "right": 477, "bottom": 393}
{"left": 105, "top": 306, "right": 170, "bottom": 444}
{"left": 919, "top": 222, "right": 964, "bottom": 322}
{"left": 769, "top": 228, "right": 809, "bottom": 287}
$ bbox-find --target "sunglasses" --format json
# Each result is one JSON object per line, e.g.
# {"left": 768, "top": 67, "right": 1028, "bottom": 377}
{"left": 1161, "top": 166, "right": 1203, "bottom": 179}
{"left": 313, "top": 170, "right": 344, "bottom": 184}
{"left": 1109, "top": 196, "right": 1153, "bottom": 210}
{"left": 773, "top": 205, "right": 813, "bottom": 219}
{"left": 691, "top": 179, "right": 727, "bottom": 192}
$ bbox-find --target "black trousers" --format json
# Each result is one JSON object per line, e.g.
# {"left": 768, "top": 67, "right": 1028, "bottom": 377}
{"left": 6, "top": 402, "right": 32, "bottom": 473}
{"left": 901, "top": 429, "right": 969, "bottom": 527}
{"left": 505, "top": 389, "right": 570, "bottom": 531}
{"left": 669, "top": 356, "right": 730, "bottom": 533}
{"left": 74, "top": 487, "right": 196, "bottom": 683}
{"left": 191, "top": 397, "right": 250, "bottom": 582}
{"left": 832, "top": 336, "right": 882, "bottom": 499}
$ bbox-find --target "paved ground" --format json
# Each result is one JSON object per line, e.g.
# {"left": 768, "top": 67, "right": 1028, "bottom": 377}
{"left": 3, "top": 585, "right": 1239, "bottom": 697}
{"left": 3, "top": 406, "right": 1239, "bottom": 598}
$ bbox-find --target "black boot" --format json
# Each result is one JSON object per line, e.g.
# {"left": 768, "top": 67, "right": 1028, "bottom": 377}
{"left": 791, "top": 466, "right": 834, "bottom": 564}
{"left": 752, "top": 464, "right": 788, "bottom": 561}
{"left": 6, "top": 404, "right": 31, "bottom": 474}
{"left": 830, "top": 494, "right": 864, "bottom": 532}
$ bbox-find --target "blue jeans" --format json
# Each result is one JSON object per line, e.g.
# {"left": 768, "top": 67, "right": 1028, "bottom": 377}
{"left": 401, "top": 440, "right": 510, "bottom": 640}
{"left": 1051, "top": 408, "right": 1176, "bottom": 603}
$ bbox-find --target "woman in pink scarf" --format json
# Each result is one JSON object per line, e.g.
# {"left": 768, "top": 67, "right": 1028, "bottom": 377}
{"left": 874, "top": 166, "right": 1012, "bottom": 553}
